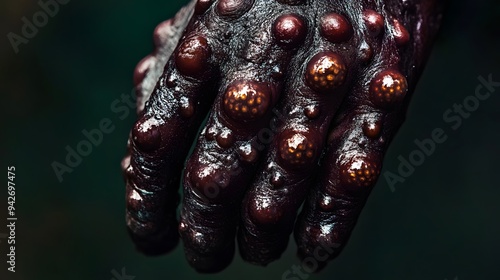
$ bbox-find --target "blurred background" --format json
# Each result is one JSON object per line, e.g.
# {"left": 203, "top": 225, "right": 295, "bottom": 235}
{"left": 0, "top": 0, "right": 499, "bottom": 279}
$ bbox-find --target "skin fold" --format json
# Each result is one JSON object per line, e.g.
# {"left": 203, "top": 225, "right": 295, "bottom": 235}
{"left": 122, "top": 0, "right": 445, "bottom": 273}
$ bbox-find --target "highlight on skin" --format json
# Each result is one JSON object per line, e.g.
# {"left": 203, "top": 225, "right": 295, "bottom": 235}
{"left": 122, "top": 0, "right": 445, "bottom": 273}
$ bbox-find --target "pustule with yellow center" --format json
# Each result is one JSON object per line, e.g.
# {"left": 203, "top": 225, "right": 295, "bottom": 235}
{"left": 370, "top": 69, "right": 408, "bottom": 108}
{"left": 340, "top": 157, "right": 380, "bottom": 188}
{"left": 305, "top": 51, "right": 347, "bottom": 93}
{"left": 278, "top": 131, "right": 318, "bottom": 167}
{"left": 223, "top": 80, "right": 271, "bottom": 122}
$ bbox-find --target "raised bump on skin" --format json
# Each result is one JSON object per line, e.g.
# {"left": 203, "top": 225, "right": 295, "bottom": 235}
{"left": 363, "top": 10, "right": 384, "bottom": 37}
{"left": 271, "top": 65, "right": 284, "bottom": 80}
{"left": 195, "top": 0, "right": 214, "bottom": 15}
{"left": 166, "top": 73, "right": 178, "bottom": 88}
{"left": 278, "top": 130, "right": 318, "bottom": 167}
{"left": 270, "top": 170, "right": 285, "bottom": 188}
{"left": 248, "top": 196, "right": 283, "bottom": 226}
{"left": 392, "top": 19, "right": 410, "bottom": 46}
{"left": 318, "top": 194, "right": 335, "bottom": 211}
{"left": 305, "top": 51, "right": 347, "bottom": 93}
{"left": 238, "top": 143, "right": 259, "bottom": 163}
{"left": 223, "top": 80, "right": 271, "bottom": 122}
{"left": 205, "top": 126, "right": 218, "bottom": 141}
{"left": 125, "top": 188, "right": 160, "bottom": 222}
{"left": 216, "top": 129, "right": 235, "bottom": 149}
{"left": 339, "top": 156, "right": 381, "bottom": 188}
{"left": 304, "top": 105, "right": 320, "bottom": 119}
{"left": 320, "top": 13, "right": 353, "bottom": 43}
{"left": 189, "top": 163, "right": 230, "bottom": 201}
{"left": 132, "top": 117, "right": 162, "bottom": 152}
{"left": 369, "top": 70, "right": 408, "bottom": 108}
{"left": 175, "top": 35, "right": 211, "bottom": 77}
{"left": 272, "top": 14, "right": 307, "bottom": 49}
{"left": 216, "top": 0, "right": 254, "bottom": 19}
{"left": 362, "top": 119, "right": 382, "bottom": 139}
{"left": 359, "top": 42, "right": 374, "bottom": 63}
{"left": 179, "top": 96, "right": 195, "bottom": 118}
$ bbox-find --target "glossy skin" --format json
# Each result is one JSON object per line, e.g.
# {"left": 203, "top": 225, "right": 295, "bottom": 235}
{"left": 122, "top": 0, "right": 445, "bottom": 273}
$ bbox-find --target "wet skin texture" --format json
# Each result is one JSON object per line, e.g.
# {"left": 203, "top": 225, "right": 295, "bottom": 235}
{"left": 122, "top": 0, "right": 445, "bottom": 273}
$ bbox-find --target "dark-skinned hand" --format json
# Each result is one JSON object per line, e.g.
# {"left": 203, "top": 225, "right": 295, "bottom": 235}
{"left": 121, "top": 0, "right": 445, "bottom": 273}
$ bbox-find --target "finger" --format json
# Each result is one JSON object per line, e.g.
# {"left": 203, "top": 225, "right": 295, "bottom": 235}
{"left": 123, "top": 0, "right": 222, "bottom": 255}
{"left": 238, "top": 2, "right": 364, "bottom": 264}
{"left": 179, "top": 1, "right": 309, "bottom": 272}
{"left": 134, "top": 1, "right": 196, "bottom": 115}
{"left": 121, "top": 1, "right": 195, "bottom": 180}
{"left": 294, "top": 0, "right": 444, "bottom": 271}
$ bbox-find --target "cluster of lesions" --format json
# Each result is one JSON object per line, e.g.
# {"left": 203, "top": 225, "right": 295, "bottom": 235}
{"left": 354, "top": 17, "right": 409, "bottom": 187}
{"left": 363, "top": 9, "right": 410, "bottom": 110}
{"left": 131, "top": 30, "right": 214, "bottom": 155}
{"left": 310, "top": 8, "right": 409, "bottom": 197}
{"left": 191, "top": 1, "right": 312, "bottom": 159}
{"left": 203, "top": 79, "right": 274, "bottom": 160}
{"left": 333, "top": 10, "right": 409, "bottom": 193}
{"left": 186, "top": 73, "right": 275, "bottom": 200}
{"left": 174, "top": 0, "right": 408, "bottom": 179}
{"left": 303, "top": 10, "right": 354, "bottom": 94}
{"left": 360, "top": 7, "right": 410, "bottom": 112}
{"left": 273, "top": 10, "right": 355, "bottom": 171}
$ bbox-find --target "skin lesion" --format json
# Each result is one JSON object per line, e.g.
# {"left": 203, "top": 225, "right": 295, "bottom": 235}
{"left": 305, "top": 51, "right": 347, "bottom": 93}
{"left": 369, "top": 69, "right": 409, "bottom": 109}
{"left": 123, "top": 0, "right": 445, "bottom": 273}
{"left": 222, "top": 81, "right": 272, "bottom": 122}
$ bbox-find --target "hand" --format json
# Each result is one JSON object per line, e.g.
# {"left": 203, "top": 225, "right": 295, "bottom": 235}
{"left": 122, "top": 0, "right": 444, "bottom": 273}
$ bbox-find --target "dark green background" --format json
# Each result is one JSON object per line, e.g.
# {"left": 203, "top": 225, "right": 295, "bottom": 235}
{"left": 1, "top": 0, "right": 499, "bottom": 279}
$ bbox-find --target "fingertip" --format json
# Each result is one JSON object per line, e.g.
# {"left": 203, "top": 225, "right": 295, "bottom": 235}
{"left": 126, "top": 215, "right": 179, "bottom": 256}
